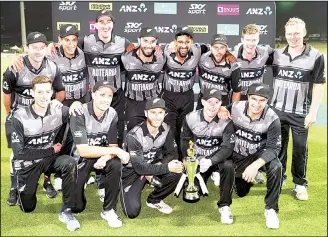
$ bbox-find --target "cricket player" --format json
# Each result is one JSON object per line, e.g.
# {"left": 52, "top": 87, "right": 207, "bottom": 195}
{"left": 121, "top": 97, "right": 183, "bottom": 218}
{"left": 69, "top": 80, "right": 130, "bottom": 228}
{"left": 11, "top": 76, "right": 79, "bottom": 231}
{"left": 270, "top": 17, "right": 326, "bottom": 200}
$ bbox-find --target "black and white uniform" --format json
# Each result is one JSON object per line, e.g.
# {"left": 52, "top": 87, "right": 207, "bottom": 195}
{"left": 79, "top": 33, "right": 131, "bottom": 146}
{"left": 228, "top": 101, "right": 282, "bottom": 212}
{"left": 121, "top": 122, "right": 181, "bottom": 219}
{"left": 122, "top": 49, "right": 166, "bottom": 131}
{"left": 181, "top": 109, "right": 235, "bottom": 208}
{"left": 69, "top": 102, "right": 121, "bottom": 213}
{"left": 197, "top": 51, "right": 241, "bottom": 107}
{"left": 270, "top": 44, "right": 326, "bottom": 186}
{"left": 11, "top": 104, "right": 76, "bottom": 213}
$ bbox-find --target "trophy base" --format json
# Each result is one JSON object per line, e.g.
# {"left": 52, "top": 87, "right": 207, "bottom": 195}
{"left": 183, "top": 190, "right": 200, "bottom": 203}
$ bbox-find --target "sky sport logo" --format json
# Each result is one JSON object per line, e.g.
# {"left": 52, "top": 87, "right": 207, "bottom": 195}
{"left": 58, "top": 1, "right": 77, "bottom": 11}
{"left": 217, "top": 4, "right": 239, "bottom": 16}
{"left": 124, "top": 22, "right": 143, "bottom": 33}
{"left": 89, "top": 2, "right": 112, "bottom": 11}
{"left": 57, "top": 22, "right": 80, "bottom": 31}
{"left": 257, "top": 25, "right": 268, "bottom": 35}
{"left": 246, "top": 6, "right": 273, "bottom": 15}
{"left": 154, "top": 2, "right": 177, "bottom": 14}
{"left": 119, "top": 3, "right": 147, "bottom": 12}
{"left": 188, "top": 4, "right": 206, "bottom": 15}
{"left": 187, "top": 25, "right": 208, "bottom": 34}
{"left": 154, "top": 24, "right": 178, "bottom": 34}
{"left": 90, "top": 21, "right": 96, "bottom": 33}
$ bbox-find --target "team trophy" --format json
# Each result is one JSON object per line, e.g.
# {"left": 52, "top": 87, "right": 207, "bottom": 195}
{"left": 174, "top": 140, "right": 208, "bottom": 203}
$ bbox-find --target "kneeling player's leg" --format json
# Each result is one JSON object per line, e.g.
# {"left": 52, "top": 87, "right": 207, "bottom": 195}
{"left": 217, "top": 159, "right": 235, "bottom": 208}
{"left": 264, "top": 158, "right": 282, "bottom": 212}
{"left": 16, "top": 161, "right": 44, "bottom": 213}
{"left": 120, "top": 168, "right": 147, "bottom": 219}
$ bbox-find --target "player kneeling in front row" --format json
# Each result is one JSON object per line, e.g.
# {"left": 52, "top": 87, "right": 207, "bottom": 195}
{"left": 220, "top": 83, "right": 283, "bottom": 229}
{"left": 121, "top": 97, "right": 183, "bottom": 218}
{"left": 180, "top": 88, "right": 235, "bottom": 224}
{"left": 11, "top": 76, "right": 80, "bottom": 231}
{"left": 69, "top": 81, "right": 130, "bottom": 228}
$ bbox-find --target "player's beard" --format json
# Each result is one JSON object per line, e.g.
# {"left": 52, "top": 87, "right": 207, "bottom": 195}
{"left": 177, "top": 47, "right": 189, "bottom": 58}
{"left": 147, "top": 118, "right": 162, "bottom": 129}
{"left": 140, "top": 47, "right": 154, "bottom": 57}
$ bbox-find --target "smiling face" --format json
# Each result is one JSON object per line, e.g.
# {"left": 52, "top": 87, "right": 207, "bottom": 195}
{"left": 96, "top": 15, "right": 114, "bottom": 38}
{"left": 92, "top": 86, "right": 114, "bottom": 112}
{"left": 175, "top": 35, "right": 193, "bottom": 58}
{"left": 139, "top": 36, "right": 157, "bottom": 57}
{"left": 285, "top": 23, "right": 305, "bottom": 48}
{"left": 145, "top": 108, "right": 165, "bottom": 128}
{"left": 248, "top": 94, "right": 268, "bottom": 116}
{"left": 32, "top": 82, "right": 53, "bottom": 109}
{"left": 59, "top": 34, "right": 78, "bottom": 57}
{"left": 241, "top": 33, "right": 260, "bottom": 55}
{"left": 28, "top": 42, "right": 47, "bottom": 63}
{"left": 202, "top": 97, "right": 222, "bottom": 119}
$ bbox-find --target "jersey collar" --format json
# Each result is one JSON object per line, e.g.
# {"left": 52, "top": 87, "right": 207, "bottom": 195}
{"left": 29, "top": 103, "right": 52, "bottom": 119}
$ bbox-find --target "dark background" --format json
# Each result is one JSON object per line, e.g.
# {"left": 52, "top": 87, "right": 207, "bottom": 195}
{"left": 1, "top": 1, "right": 327, "bottom": 46}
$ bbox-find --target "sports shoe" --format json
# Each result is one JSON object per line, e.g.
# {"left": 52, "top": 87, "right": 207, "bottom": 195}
{"left": 219, "top": 206, "right": 233, "bottom": 224}
{"left": 87, "top": 176, "right": 95, "bottom": 185}
{"left": 59, "top": 208, "right": 80, "bottom": 231}
{"left": 43, "top": 181, "right": 57, "bottom": 198}
{"left": 7, "top": 188, "right": 18, "bottom": 206}
{"left": 210, "top": 172, "right": 220, "bottom": 186}
{"left": 294, "top": 184, "right": 308, "bottom": 201}
{"left": 54, "top": 177, "right": 62, "bottom": 192}
{"left": 255, "top": 171, "right": 265, "bottom": 184}
{"left": 101, "top": 209, "right": 123, "bottom": 228}
{"left": 264, "top": 208, "right": 279, "bottom": 229}
{"left": 146, "top": 200, "right": 173, "bottom": 214}
{"left": 98, "top": 188, "right": 105, "bottom": 202}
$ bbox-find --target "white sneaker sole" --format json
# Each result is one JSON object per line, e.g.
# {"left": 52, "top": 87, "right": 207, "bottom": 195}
{"left": 101, "top": 212, "right": 123, "bottom": 228}
{"left": 58, "top": 215, "right": 80, "bottom": 231}
{"left": 145, "top": 202, "right": 173, "bottom": 214}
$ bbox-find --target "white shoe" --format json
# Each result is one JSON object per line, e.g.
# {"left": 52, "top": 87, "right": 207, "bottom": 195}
{"left": 54, "top": 178, "right": 62, "bottom": 191}
{"left": 101, "top": 209, "right": 122, "bottom": 228}
{"left": 219, "top": 206, "right": 233, "bottom": 224}
{"left": 98, "top": 188, "right": 105, "bottom": 203}
{"left": 146, "top": 200, "right": 173, "bottom": 214}
{"left": 264, "top": 208, "right": 280, "bottom": 229}
{"left": 87, "top": 176, "right": 95, "bottom": 185}
{"left": 210, "top": 172, "right": 220, "bottom": 186}
{"left": 294, "top": 184, "right": 308, "bottom": 201}
{"left": 255, "top": 171, "right": 265, "bottom": 184}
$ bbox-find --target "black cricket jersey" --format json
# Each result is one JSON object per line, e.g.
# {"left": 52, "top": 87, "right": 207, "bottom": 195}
{"left": 124, "top": 122, "right": 177, "bottom": 176}
{"left": 270, "top": 44, "right": 326, "bottom": 116}
{"left": 181, "top": 109, "right": 235, "bottom": 165}
{"left": 2, "top": 56, "right": 64, "bottom": 110}
{"left": 227, "top": 101, "right": 281, "bottom": 163}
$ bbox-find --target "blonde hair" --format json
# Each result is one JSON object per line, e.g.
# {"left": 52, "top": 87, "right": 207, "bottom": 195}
{"left": 241, "top": 24, "right": 259, "bottom": 38}
{"left": 285, "top": 17, "right": 307, "bottom": 35}
{"left": 32, "top": 76, "right": 52, "bottom": 89}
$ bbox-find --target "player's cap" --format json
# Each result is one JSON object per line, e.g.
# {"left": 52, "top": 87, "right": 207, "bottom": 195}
{"left": 202, "top": 88, "right": 222, "bottom": 101}
{"left": 175, "top": 26, "right": 194, "bottom": 39}
{"left": 247, "top": 83, "right": 270, "bottom": 99}
{"left": 96, "top": 9, "right": 115, "bottom": 23}
{"left": 145, "top": 97, "right": 167, "bottom": 110}
{"left": 26, "top": 32, "right": 47, "bottom": 45}
{"left": 92, "top": 80, "right": 117, "bottom": 93}
{"left": 59, "top": 24, "right": 79, "bottom": 38}
{"left": 140, "top": 27, "right": 158, "bottom": 39}
{"left": 211, "top": 34, "right": 228, "bottom": 47}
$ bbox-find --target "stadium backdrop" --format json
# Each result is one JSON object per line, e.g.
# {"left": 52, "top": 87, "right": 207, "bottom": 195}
{"left": 51, "top": 1, "right": 276, "bottom": 97}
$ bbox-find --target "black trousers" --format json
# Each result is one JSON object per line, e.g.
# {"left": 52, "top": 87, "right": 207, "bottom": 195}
{"left": 233, "top": 150, "right": 282, "bottom": 212}
{"left": 120, "top": 167, "right": 182, "bottom": 219}
{"left": 274, "top": 109, "right": 309, "bottom": 186}
{"left": 111, "top": 89, "right": 125, "bottom": 147}
{"left": 125, "top": 98, "right": 147, "bottom": 133}
{"left": 72, "top": 157, "right": 121, "bottom": 213}
{"left": 161, "top": 89, "right": 194, "bottom": 160}
{"left": 16, "top": 155, "right": 77, "bottom": 213}
{"left": 5, "top": 113, "right": 12, "bottom": 149}
{"left": 196, "top": 93, "right": 230, "bottom": 110}
{"left": 195, "top": 159, "right": 235, "bottom": 208}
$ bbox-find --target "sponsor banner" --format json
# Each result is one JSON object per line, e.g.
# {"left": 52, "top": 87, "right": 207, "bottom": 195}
{"left": 246, "top": 6, "right": 273, "bottom": 15}
{"left": 154, "top": 2, "right": 177, "bottom": 14}
{"left": 188, "top": 25, "right": 208, "bottom": 34}
{"left": 57, "top": 22, "right": 80, "bottom": 31}
{"left": 217, "top": 24, "right": 239, "bottom": 35}
{"left": 58, "top": 1, "right": 77, "bottom": 11}
{"left": 188, "top": 4, "right": 206, "bottom": 15}
{"left": 119, "top": 3, "right": 148, "bottom": 13}
{"left": 90, "top": 21, "right": 96, "bottom": 33}
{"left": 89, "top": 2, "right": 113, "bottom": 11}
{"left": 124, "top": 22, "right": 143, "bottom": 33}
{"left": 217, "top": 4, "right": 239, "bottom": 16}
{"left": 154, "top": 24, "right": 178, "bottom": 34}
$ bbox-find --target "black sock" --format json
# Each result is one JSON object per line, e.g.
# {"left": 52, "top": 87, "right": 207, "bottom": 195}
{"left": 10, "top": 173, "right": 17, "bottom": 190}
